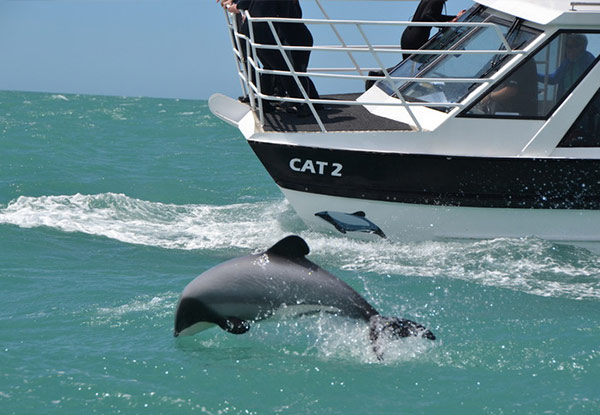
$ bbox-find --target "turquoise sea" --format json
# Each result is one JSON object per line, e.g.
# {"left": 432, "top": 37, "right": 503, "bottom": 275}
{"left": 1, "top": 90, "right": 598, "bottom": 414}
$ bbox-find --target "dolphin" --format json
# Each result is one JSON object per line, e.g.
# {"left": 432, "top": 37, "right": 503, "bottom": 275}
{"left": 315, "top": 211, "right": 386, "bottom": 238}
{"left": 173, "top": 235, "right": 434, "bottom": 358}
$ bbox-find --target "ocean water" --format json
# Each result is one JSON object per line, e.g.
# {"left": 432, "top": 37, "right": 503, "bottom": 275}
{"left": 1, "top": 90, "right": 598, "bottom": 414}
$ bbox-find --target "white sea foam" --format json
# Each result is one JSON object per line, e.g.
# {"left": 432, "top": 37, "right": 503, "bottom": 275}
{"left": 51, "top": 94, "right": 69, "bottom": 101}
{"left": 306, "top": 234, "right": 600, "bottom": 300}
{"left": 89, "top": 292, "right": 177, "bottom": 328}
{"left": 0, "top": 193, "right": 293, "bottom": 250}
{"left": 1, "top": 193, "right": 599, "bottom": 299}
{"left": 181, "top": 314, "right": 435, "bottom": 365}
{"left": 300, "top": 314, "right": 434, "bottom": 364}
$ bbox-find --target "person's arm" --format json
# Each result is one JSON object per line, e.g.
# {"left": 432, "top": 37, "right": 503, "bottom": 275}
{"left": 540, "top": 62, "right": 566, "bottom": 85}
{"left": 421, "top": 12, "right": 455, "bottom": 22}
{"left": 488, "top": 85, "right": 518, "bottom": 102}
{"left": 451, "top": 10, "right": 467, "bottom": 22}
{"left": 220, "top": 0, "right": 242, "bottom": 13}
{"left": 421, "top": 0, "right": 455, "bottom": 22}
{"left": 235, "top": 0, "right": 251, "bottom": 12}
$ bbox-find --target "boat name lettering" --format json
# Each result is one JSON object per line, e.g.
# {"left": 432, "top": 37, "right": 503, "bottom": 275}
{"left": 289, "top": 158, "right": 343, "bottom": 177}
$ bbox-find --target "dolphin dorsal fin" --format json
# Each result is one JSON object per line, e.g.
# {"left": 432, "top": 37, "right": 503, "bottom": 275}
{"left": 267, "top": 235, "right": 310, "bottom": 258}
{"left": 351, "top": 211, "right": 366, "bottom": 217}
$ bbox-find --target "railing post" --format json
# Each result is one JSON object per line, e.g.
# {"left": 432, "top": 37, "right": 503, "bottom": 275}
{"left": 570, "top": 2, "right": 600, "bottom": 10}
{"left": 223, "top": 10, "right": 248, "bottom": 100}
{"left": 314, "top": 0, "right": 365, "bottom": 77}
{"left": 265, "top": 19, "right": 327, "bottom": 132}
{"left": 219, "top": 9, "right": 530, "bottom": 133}
{"left": 356, "top": 22, "right": 423, "bottom": 131}
{"left": 246, "top": 12, "right": 266, "bottom": 127}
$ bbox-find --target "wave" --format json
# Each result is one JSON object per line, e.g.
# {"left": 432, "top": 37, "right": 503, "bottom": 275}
{"left": 0, "top": 193, "right": 295, "bottom": 251}
{"left": 50, "top": 94, "right": 69, "bottom": 101}
{"left": 1, "top": 193, "right": 599, "bottom": 299}
{"left": 302, "top": 235, "right": 600, "bottom": 300}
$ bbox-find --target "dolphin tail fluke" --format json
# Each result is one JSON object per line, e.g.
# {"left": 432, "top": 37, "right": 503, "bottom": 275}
{"left": 368, "top": 315, "right": 436, "bottom": 360}
{"left": 218, "top": 317, "right": 251, "bottom": 334}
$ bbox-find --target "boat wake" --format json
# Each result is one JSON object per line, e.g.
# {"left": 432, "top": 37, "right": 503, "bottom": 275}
{"left": 1, "top": 193, "right": 599, "bottom": 300}
{"left": 303, "top": 235, "right": 600, "bottom": 300}
{"left": 0, "top": 193, "right": 295, "bottom": 251}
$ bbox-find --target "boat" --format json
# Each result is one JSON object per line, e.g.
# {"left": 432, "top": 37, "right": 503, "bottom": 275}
{"left": 209, "top": 0, "right": 600, "bottom": 246}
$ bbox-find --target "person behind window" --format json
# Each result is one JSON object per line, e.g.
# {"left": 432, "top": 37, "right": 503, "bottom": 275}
{"left": 365, "top": 0, "right": 465, "bottom": 90}
{"left": 538, "top": 34, "right": 595, "bottom": 97}
{"left": 478, "top": 58, "right": 538, "bottom": 116}
{"left": 401, "top": 0, "right": 465, "bottom": 60}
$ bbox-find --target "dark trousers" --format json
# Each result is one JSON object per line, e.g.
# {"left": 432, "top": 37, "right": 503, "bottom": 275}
{"left": 279, "top": 22, "right": 320, "bottom": 99}
{"left": 243, "top": 21, "right": 302, "bottom": 99}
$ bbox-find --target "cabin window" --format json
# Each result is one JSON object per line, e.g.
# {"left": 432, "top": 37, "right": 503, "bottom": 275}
{"left": 384, "top": 6, "right": 489, "bottom": 82}
{"left": 558, "top": 88, "right": 600, "bottom": 147}
{"left": 463, "top": 31, "right": 600, "bottom": 118}
{"left": 381, "top": 9, "right": 540, "bottom": 108}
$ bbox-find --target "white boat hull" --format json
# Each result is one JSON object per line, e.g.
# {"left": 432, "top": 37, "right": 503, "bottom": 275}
{"left": 281, "top": 187, "right": 600, "bottom": 244}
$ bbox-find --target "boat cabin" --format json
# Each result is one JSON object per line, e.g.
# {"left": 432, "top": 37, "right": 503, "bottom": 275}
{"left": 212, "top": 0, "right": 600, "bottom": 157}
{"left": 209, "top": 0, "right": 600, "bottom": 245}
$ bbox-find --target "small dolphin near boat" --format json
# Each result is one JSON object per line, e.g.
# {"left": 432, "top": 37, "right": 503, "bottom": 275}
{"left": 173, "top": 235, "right": 434, "bottom": 359}
{"left": 315, "top": 210, "right": 386, "bottom": 238}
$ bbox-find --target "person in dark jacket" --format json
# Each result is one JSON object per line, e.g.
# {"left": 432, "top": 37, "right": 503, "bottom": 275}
{"left": 365, "top": 0, "right": 464, "bottom": 90}
{"left": 278, "top": 0, "right": 320, "bottom": 101}
{"left": 401, "top": 0, "right": 461, "bottom": 60}
{"left": 227, "top": 0, "right": 302, "bottom": 108}
{"left": 224, "top": 0, "right": 318, "bottom": 114}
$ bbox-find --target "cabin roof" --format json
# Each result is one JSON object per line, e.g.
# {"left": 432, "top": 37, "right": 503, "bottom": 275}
{"left": 477, "top": 0, "right": 600, "bottom": 26}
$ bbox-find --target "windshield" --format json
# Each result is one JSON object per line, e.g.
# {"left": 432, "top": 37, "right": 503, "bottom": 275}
{"left": 385, "top": 6, "right": 487, "bottom": 81}
{"left": 380, "top": 7, "right": 540, "bottom": 109}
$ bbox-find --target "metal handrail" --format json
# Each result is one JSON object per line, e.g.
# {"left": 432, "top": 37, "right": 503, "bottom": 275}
{"left": 223, "top": 9, "right": 525, "bottom": 133}
{"left": 570, "top": 2, "right": 600, "bottom": 10}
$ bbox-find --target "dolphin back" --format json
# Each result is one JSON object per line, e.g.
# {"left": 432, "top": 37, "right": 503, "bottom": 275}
{"left": 266, "top": 235, "right": 310, "bottom": 257}
{"left": 173, "top": 235, "right": 378, "bottom": 336}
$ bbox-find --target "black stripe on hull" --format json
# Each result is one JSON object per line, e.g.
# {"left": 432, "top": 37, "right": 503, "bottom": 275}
{"left": 248, "top": 141, "right": 600, "bottom": 209}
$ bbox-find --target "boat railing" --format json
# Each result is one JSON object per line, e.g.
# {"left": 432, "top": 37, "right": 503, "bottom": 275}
{"left": 223, "top": 4, "right": 525, "bottom": 132}
{"left": 570, "top": 2, "right": 600, "bottom": 10}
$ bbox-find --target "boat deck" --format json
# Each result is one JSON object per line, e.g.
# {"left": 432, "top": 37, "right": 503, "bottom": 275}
{"left": 262, "top": 93, "right": 412, "bottom": 133}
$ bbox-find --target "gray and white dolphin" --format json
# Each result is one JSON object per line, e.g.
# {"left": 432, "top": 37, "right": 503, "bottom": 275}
{"left": 174, "top": 235, "right": 435, "bottom": 358}
{"left": 315, "top": 211, "right": 386, "bottom": 238}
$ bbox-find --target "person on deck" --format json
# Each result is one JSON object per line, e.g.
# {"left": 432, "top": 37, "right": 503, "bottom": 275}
{"left": 365, "top": 0, "right": 464, "bottom": 90}
{"left": 401, "top": 0, "right": 464, "bottom": 60}
{"left": 279, "top": 0, "right": 320, "bottom": 103}
{"left": 223, "top": 0, "right": 302, "bottom": 111}
{"left": 222, "top": 0, "right": 318, "bottom": 115}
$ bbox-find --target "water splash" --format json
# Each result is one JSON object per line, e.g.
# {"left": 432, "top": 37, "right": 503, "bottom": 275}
{"left": 174, "top": 313, "right": 435, "bottom": 365}
{"left": 1, "top": 193, "right": 599, "bottom": 299}
{"left": 90, "top": 292, "right": 177, "bottom": 329}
